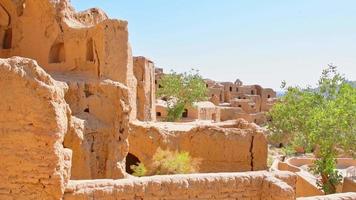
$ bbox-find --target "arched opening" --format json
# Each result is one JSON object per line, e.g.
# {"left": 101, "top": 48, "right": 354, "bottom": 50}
{"left": 182, "top": 109, "right": 188, "bottom": 118}
{"left": 267, "top": 94, "right": 271, "bottom": 98}
{"left": 86, "top": 38, "right": 94, "bottom": 62}
{"left": 84, "top": 107, "right": 90, "bottom": 113}
{"left": 125, "top": 153, "right": 141, "bottom": 174}
{"left": 156, "top": 112, "right": 161, "bottom": 117}
{"left": 2, "top": 28, "right": 12, "bottom": 49}
{"left": 0, "top": 5, "right": 11, "bottom": 49}
{"left": 49, "top": 42, "right": 65, "bottom": 63}
{"left": 251, "top": 90, "right": 255, "bottom": 95}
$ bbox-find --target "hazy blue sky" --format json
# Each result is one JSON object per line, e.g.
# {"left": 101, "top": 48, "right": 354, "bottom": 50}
{"left": 71, "top": 0, "right": 356, "bottom": 90}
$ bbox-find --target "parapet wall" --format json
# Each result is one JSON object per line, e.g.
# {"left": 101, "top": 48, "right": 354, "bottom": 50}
{"left": 297, "top": 192, "right": 356, "bottom": 200}
{"left": 129, "top": 119, "right": 268, "bottom": 173}
{"left": 64, "top": 171, "right": 297, "bottom": 200}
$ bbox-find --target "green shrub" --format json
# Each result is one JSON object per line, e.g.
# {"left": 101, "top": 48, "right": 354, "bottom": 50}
{"left": 131, "top": 148, "right": 201, "bottom": 177}
{"left": 130, "top": 163, "right": 147, "bottom": 177}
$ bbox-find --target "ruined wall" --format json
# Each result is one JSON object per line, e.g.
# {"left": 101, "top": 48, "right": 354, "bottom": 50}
{"left": 59, "top": 76, "right": 130, "bottom": 179}
{"left": 133, "top": 56, "right": 156, "bottom": 121}
{"left": 0, "top": 0, "right": 134, "bottom": 180}
{"left": 0, "top": 0, "right": 137, "bottom": 119}
{"left": 129, "top": 119, "right": 268, "bottom": 173}
{"left": 64, "top": 171, "right": 297, "bottom": 200}
{"left": 297, "top": 193, "right": 356, "bottom": 200}
{"left": 0, "top": 57, "right": 72, "bottom": 200}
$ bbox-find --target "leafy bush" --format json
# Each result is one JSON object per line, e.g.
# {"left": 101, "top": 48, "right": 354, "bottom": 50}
{"left": 131, "top": 148, "right": 201, "bottom": 176}
{"left": 130, "top": 163, "right": 147, "bottom": 177}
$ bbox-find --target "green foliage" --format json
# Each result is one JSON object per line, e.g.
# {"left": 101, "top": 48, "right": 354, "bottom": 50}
{"left": 130, "top": 148, "right": 201, "bottom": 177}
{"left": 157, "top": 69, "right": 208, "bottom": 121}
{"left": 312, "top": 147, "right": 343, "bottom": 194}
{"left": 281, "top": 145, "right": 296, "bottom": 157}
{"left": 268, "top": 65, "right": 356, "bottom": 194}
{"left": 130, "top": 163, "right": 147, "bottom": 177}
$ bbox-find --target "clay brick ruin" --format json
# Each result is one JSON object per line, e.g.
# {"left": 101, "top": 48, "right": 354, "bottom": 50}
{"left": 0, "top": 1, "right": 354, "bottom": 199}
{"left": 155, "top": 68, "right": 277, "bottom": 124}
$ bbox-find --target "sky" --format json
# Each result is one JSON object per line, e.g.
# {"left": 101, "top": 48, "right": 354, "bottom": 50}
{"left": 71, "top": 0, "right": 356, "bottom": 90}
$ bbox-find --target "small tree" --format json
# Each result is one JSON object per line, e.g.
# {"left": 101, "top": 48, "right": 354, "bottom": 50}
{"left": 157, "top": 69, "right": 208, "bottom": 122}
{"left": 268, "top": 65, "right": 356, "bottom": 194}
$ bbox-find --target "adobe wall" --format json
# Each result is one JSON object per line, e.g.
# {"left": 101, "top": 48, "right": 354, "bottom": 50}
{"left": 0, "top": 0, "right": 137, "bottom": 119}
{"left": 64, "top": 171, "right": 297, "bottom": 200}
{"left": 129, "top": 119, "right": 268, "bottom": 173}
{"left": 0, "top": 0, "right": 134, "bottom": 180}
{"left": 59, "top": 75, "right": 131, "bottom": 179}
{"left": 133, "top": 56, "right": 156, "bottom": 121}
{"left": 0, "top": 57, "right": 72, "bottom": 200}
{"left": 297, "top": 192, "right": 356, "bottom": 200}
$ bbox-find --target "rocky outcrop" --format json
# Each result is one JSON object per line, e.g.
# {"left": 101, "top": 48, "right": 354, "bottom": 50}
{"left": 129, "top": 119, "right": 268, "bottom": 173}
{"left": 64, "top": 171, "right": 297, "bottom": 200}
{"left": 0, "top": 57, "right": 72, "bottom": 200}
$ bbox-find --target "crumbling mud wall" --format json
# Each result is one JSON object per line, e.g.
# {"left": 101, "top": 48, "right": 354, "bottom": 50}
{"left": 0, "top": 57, "right": 72, "bottom": 200}
{"left": 129, "top": 119, "right": 268, "bottom": 173}
{"left": 64, "top": 171, "right": 297, "bottom": 200}
{"left": 0, "top": 0, "right": 137, "bottom": 119}
{"left": 59, "top": 75, "right": 131, "bottom": 179}
{"left": 0, "top": 0, "right": 134, "bottom": 180}
{"left": 133, "top": 56, "right": 156, "bottom": 121}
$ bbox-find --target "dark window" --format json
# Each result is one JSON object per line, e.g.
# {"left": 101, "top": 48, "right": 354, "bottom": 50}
{"left": 84, "top": 108, "right": 90, "bottom": 113}
{"left": 156, "top": 112, "right": 161, "bottom": 117}
{"left": 238, "top": 96, "right": 241, "bottom": 99}
{"left": 182, "top": 109, "right": 188, "bottom": 118}
{"left": 86, "top": 38, "right": 94, "bottom": 61}
{"left": 206, "top": 84, "right": 209, "bottom": 88}
{"left": 2, "top": 28, "right": 12, "bottom": 49}
{"left": 251, "top": 90, "right": 254, "bottom": 95}
{"left": 155, "top": 80, "right": 157, "bottom": 84}
{"left": 238, "top": 105, "right": 242, "bottom": 108}
{"left": 236, "top": 88, "right": 239, "bottom": 92}
{"left": 49, "top": 42, "right": 65, "bottom": 63}
{"left": 229, "top": 86, "right": 232, "bottom": 92}
{"left": 125, "top": 153, "right": 141, "bottom": 174}
{"left": 267, "top": 94, "right": 271, "bottom": 98}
